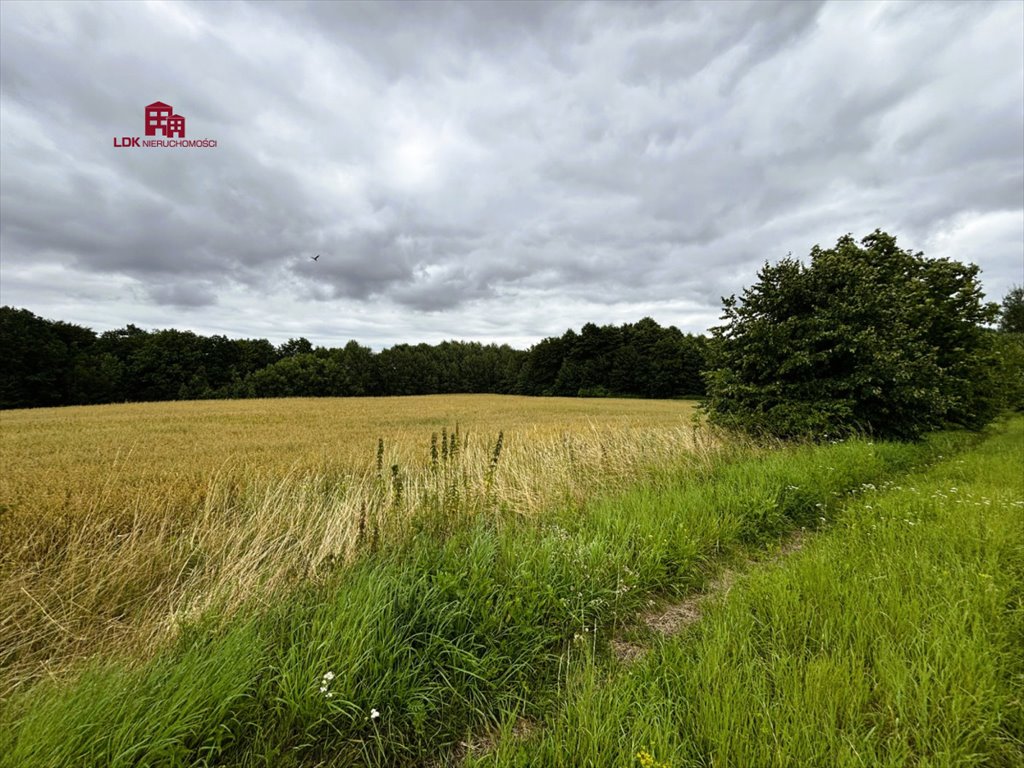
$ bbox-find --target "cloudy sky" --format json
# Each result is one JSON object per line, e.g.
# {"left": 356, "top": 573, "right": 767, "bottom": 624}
{"left": 1, "top": 0, "right": 1021, "bottom": 349}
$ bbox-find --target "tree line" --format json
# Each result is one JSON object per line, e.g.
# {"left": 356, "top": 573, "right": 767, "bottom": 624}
{"left": 0, "top": 308, "right": 708, "bottom": 409}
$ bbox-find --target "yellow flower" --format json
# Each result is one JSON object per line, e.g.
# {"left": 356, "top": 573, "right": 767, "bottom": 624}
{"left": 636, "top": 749, "right": 671, "bottom": 768}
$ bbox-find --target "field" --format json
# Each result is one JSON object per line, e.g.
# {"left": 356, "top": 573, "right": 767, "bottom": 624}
{"left": 1, "top": 395, "right": 703, "bottom": 699}
{"left": 1, "top": 397, "right": 1020, "bottom": 767}
{"left": 0, "top": 395, "right": 700, "bottom": 523}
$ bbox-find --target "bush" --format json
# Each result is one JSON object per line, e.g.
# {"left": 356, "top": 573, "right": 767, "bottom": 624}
{"left": 703, "top": 230, "right": 1000, "bottom": 440}
{"left": 991, "top": 332, "right": 1024, "bottom": 411}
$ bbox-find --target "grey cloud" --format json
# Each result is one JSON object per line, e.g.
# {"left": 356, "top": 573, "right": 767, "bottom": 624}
{"left": 267, "top": 0, "right": 579, "bottom": 81}
{"left": 1, "top": 0, "right": 1021, "bottom": 347}
{"left": 147, "top": 281, "right": 218, "bottom": 307}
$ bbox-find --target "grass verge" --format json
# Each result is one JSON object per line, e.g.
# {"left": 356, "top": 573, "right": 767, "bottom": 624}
{"left": 470, "top": 418, "right": 1024, "bottom": 767}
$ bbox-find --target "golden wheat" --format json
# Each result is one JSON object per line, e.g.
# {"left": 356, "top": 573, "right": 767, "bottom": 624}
{"left": 0, "top": 395, "right": 715, "bottom": 698}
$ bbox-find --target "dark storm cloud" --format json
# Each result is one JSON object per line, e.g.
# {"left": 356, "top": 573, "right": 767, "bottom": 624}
{"left": 0, "top": 0, "right": 1021, "bottom": 347}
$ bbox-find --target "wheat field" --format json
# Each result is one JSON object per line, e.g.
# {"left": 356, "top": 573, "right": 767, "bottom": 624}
{"left": 0, "top": 395, "right": 707, "bottom": 698}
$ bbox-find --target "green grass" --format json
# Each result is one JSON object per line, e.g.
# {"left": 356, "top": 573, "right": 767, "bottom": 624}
{"left": 0, "top": 425, "right": 1000, "bottom": 767}
{"left": 470, "top": 418, "right": 1024, "bottom": 767}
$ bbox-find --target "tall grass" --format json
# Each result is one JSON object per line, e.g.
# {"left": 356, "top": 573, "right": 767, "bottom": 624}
{"left": 471, "top": 418, "right": 1024, "bottom": 767}
{"left": 1, "top": 418, "right": 978, "bottom": 767}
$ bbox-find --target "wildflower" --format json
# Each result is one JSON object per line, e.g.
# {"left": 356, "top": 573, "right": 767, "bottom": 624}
{"left": 319, "top": 670, "right": 336, "bottom": 698}
{"left": 636, "top": 750, "right": 670, "bottom": 768}
{"left": 370, "top": 708, "right": 380, "bottom": 720}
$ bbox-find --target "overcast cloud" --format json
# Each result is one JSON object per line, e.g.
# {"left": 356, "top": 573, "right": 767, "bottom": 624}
{"left": 1, "top": 0, "right": 1021, "bottom": 348}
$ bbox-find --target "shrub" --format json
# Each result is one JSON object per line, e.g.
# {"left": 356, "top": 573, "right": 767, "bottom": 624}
{"left": 703, "top": 230, "right": 1000, "bottom": 440}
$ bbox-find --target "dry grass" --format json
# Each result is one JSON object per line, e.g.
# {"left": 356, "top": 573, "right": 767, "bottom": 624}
{"left": 0, "top": 395, "right": 712, "bottom": 699}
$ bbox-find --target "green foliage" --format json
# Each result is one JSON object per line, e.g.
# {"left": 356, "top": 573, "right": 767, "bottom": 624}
{"left": 517, "top": 318, "right": 706, "bottom": 399}
{"left": 0, "top": 307, "right": 107, "bottom": 408}
{"left": 0, "top": 307, "right": 76, "bottom": 408}
{"left": 277, "top": 336, "right": 314, "bottom": 358}
{"left": 990, "top": 331, "right": 1024, "bottom": 411}
{"left": 704, "top": 230, "right": 1001, "bottom": 439}
{"left": 999, "top": 285, "right": 1024, "bottom": 334}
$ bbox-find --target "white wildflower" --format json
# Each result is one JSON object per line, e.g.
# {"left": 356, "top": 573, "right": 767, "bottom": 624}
{"left": 319, "top": 670, "right": 336, "bottom": 698}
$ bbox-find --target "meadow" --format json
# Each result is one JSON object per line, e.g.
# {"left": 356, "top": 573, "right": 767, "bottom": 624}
{"left": 1, "top": 396, "right": 1019, "bottom": 767}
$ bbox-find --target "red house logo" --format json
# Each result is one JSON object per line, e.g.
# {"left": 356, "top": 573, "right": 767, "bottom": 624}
{"left": 145, "top": 101, "right": 186, "bottom": 138}
{"left": 113, "top": 101, "right": 216, "bottom": 148}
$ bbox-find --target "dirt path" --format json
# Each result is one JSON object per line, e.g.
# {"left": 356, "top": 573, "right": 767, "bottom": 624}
{"left": 447, "top": 531, "right": 811, "bottom": 765}
{"left": 611, "top": 530, "right": 808, "bottom": 663}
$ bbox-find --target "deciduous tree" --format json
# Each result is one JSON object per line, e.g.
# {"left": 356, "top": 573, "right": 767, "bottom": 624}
{"left": 704, "top": 230, "right": 1000, "bottom": 439}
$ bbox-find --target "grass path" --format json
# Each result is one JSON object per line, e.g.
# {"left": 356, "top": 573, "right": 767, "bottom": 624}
{"left": 469, "top": 418, "right": 1024, "bottom": 767}
{"left": 607, "top": 530, "right": 808, "bottom": 665}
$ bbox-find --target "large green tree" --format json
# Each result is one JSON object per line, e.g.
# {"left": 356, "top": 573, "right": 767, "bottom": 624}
{"left": 703, "top": 230, "right": 1000, "bottom": 440}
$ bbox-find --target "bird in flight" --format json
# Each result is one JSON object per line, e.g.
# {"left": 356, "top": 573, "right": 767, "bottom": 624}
{"left": 311, "top": 254, "right": 320, "bottom": 261}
